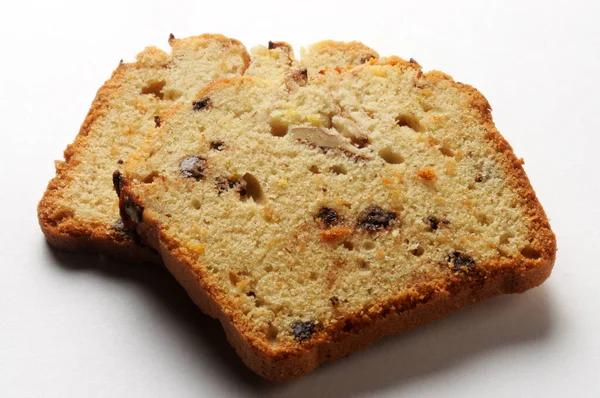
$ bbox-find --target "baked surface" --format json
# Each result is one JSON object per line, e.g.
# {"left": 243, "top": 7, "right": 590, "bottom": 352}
{"left": 37, "top": 35, "right": 378, "bottom": 262}
{"left": 120, "top": 52, "right": 556, "bottom": 380}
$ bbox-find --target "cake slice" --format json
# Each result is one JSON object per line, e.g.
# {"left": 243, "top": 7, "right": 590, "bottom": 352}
{"left": 119, "top": 52, "right": 556, "bottom": 381}
{"left": 37, "top": 34, "right": 378, "bottom": 262}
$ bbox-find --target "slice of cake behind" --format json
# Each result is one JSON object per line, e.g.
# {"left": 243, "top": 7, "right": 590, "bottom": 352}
{"left": 38, "top": 34, "right": 251, "bottom": 262}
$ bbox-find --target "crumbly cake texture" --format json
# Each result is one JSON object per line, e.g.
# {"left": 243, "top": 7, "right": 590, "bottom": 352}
{"left": 120, "top": 54, "right": 556, "bottom": 380}
{"left": 37, "top": 34, "right": 377, "bottom": 262}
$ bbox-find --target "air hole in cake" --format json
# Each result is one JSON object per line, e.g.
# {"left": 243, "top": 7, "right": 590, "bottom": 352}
{"left": 358, "top": 259, "right": 369, "bottom": 268}
{"left": 419, "top": 99, "right": 433, "bottom": 112}
{"left": 191, "top": 199, "right": 201, "bottom": 210}
{"left": 254, "top": 296, "right": 266, "bottom": 308}
{"left": 242, "top": 173, "right": 265, "bottom": 204}
{"left": 499, "top": 232, "right": 514, "bottom": 245}
{"left": 228, "top": 271, "right": 239, "bottom": 286}
{"left": 497, "top": 247, "right": 510, "bottom": 257}
{"left": 363, "top": 241, "right": 376, "bottom": 251}
{"left": 348, "top": 135, "right": 370, "bottom": 149}
{"left": 266, "top": 324, "right": 279, "bottom": 341}
{"left": 341, "top": 241, "right": 354, "bottom": 251}
{"left": 141, "top": 171, "right": 159, "bottom": 184}
{"left": 439, "top": 145, "right": 455, "bottom": 157}
{"left": 521, "top": 246, "right": 541, "bottom": 259}
{"left": 476, "top": 213, "right": 491, "bottom": 225}
{"left": 163, "top": 89, "right": 182, "bottom": 101}
{"left": 270, "top": 119, "right": 288, "bottom": 137}
{"left": 309, "top": 165, "right": 320, "bottom": 174}
{"left": 411, "top": 245, "right": 425, "bottom": 256}
{"left": 330, "top": 165, "right": 347, "bottom": 175}
{"left": 395, "top": 113, "right": 423, "bottom": 132}
{"left": 141, "top": 80, "right": 166, "bottom": 99}
{"left": 378, "top": 147, "right": 404, "bottom": 164}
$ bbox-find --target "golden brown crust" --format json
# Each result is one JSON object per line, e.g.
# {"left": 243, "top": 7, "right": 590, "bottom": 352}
{"left": 37, "top": 63, "right": 149, "bottom": 259}
{"left": 305, "top": 40, "right": 379, "bottom": 65}
{"left": 450, "top": 80, "right": 557, "bottom": 269}
{"left": 134, "top": 205, "right": 551, "bottom": 381}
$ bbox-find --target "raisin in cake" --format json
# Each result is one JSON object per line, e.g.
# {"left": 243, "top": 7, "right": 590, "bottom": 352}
{"left": 38, "top": 34, "right": 378, "bottom": 262}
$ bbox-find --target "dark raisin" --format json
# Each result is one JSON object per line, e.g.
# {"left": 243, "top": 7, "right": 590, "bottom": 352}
{"left": 154, "top": 115, "right": 163, "bottom": 127}
{"left": 247, "top": 291, "right": 256, "bottom": 297}
{"left": 268, "top": 41, "right": 285, "bottom": 50}
{"left": 447, "top": 251, "right": 475, "bottom": 272}
{"left": 329, "top": 296, "right": 339, "bottom": 306}
{"left": 427, "top": 216, "right": 439, "bottom": 230}
{"left": 316, "top": 206, "right": 340, "bottom": 228}
{"left": 357, "top": 205, "right": 397, "bottom": 231}
{"left": 168, "top": 33, "right": 175, "bottom": 40}
{"left": 192, "top": 97, "right": 211, "bottom": 111}
{"left": 117, "top": 159, "right": 123, "bottom": 165}
{"left": 291, "top": 320, "right": 316, "bottom": 342}
{"left": 426, "top": 216, "right": 449, "bottom": 231}
{"left": 291, "top": 68, "right": 308, "bottom": 86}
{"left": 210, "top": 140, "right": 225, "bottom": 151}
{"left": 180, "top": 156, "right": 207, "bottom": 180}
{"left": 112, "top": 170, "right": 125, "bottom": 196}
{"left": 215, "top": 176, "right": 229, "bottom": 194}
{"left": 215, "top": 176, "right": 248, "bottom": 197}
{"left": 474, "top": 173, "right": 484, "bottom": 183}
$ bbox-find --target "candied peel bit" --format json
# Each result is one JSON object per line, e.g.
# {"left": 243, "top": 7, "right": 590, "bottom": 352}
{"left": 417, "top": 166, "right": 436, "bottom": 180}
{"left": 320, "top": 227, "right": 352, "bottom": 242}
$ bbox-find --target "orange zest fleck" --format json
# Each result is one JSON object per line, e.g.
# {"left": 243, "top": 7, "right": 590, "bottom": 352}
{"left": 320, "top": 227, "right": 352, "bottom": 242}
{"left": 417, "top": 166, "right": 436, "bottom": 180}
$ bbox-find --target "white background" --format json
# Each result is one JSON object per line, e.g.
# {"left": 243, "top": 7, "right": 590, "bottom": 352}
{"left": 1, "top": 0, "right": 599, "bottom": 396}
